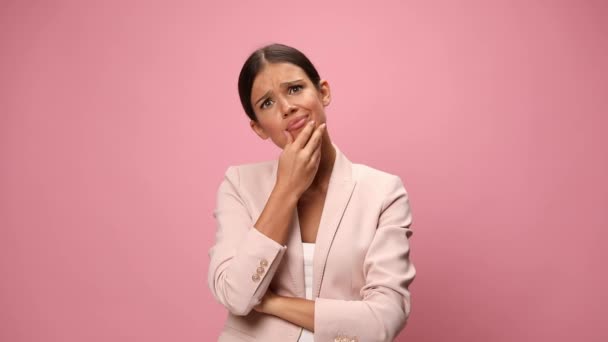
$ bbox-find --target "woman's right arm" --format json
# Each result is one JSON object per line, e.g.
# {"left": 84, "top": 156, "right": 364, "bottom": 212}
{"left": 252, "top": 181, "right": 299, "bottom": 246}
{"left": 207, "top": 166, "right": 295, "bottom": 316}
{"left": 207, "top": 121, "right": 325, "bottom": 316}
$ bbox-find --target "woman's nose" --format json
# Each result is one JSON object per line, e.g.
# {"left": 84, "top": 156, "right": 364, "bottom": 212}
{"left": 281, "top": 99, "right": 297, "bottom": 117}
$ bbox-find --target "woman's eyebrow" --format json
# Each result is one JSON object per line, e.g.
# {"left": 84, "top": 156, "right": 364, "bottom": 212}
{"left": 255, "top": 79, "right": 304, "bottom": 105}
{"left": 255, "top": 91, "right": 271, "bottom": 106}
{"left": 280, "top": 79, "right": 303, "bottom": 86}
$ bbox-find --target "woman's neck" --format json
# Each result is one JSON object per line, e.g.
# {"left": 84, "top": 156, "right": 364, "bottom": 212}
{"left": 305, "top": 132, "right": 336, "bottom": 195}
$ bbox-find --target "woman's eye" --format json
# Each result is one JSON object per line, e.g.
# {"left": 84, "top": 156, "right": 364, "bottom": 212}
{"left": 260, "top": 86, "right": 301, "bottom": 109}
{"left": 261, "top": 99, "right": 273, "bottom": 109}
{"left": 288, "top": 85, "right": 303, "bottom": 94}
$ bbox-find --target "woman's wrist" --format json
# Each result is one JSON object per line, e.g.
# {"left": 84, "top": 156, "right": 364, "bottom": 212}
{"left": 271, "top": 184, "right": 300, "bottom": 205}
{"left": 263, "top": 294, "right": 316, "bottom": 332}
{"left": 265, "top": 293, "right": 283, "bottom": 316}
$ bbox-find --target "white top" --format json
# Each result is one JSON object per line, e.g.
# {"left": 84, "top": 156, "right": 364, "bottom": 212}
{"left": 297, "top": 242, "right": 315, "bottom": 342}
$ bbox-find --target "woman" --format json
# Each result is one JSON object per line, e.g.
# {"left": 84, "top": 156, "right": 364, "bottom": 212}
{"left": 207, "top": 43, "right": 416, "bottom": 342}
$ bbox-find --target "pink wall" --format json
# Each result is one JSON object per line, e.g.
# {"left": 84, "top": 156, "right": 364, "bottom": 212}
{"left": 1, "top": 1, "right": 607, "bottom": 341}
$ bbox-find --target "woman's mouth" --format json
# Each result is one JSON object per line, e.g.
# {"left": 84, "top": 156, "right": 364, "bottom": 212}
{"left": 287, "top": 116, "right": 309, "bottom": 132}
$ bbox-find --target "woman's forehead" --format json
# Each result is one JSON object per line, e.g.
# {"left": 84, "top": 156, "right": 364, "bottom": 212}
{"left": 253, "top": 63, "right": 306, "bottom": 87}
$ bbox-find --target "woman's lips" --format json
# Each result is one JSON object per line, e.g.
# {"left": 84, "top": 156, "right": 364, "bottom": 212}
{"left": 287, "top": 116, "right": 309, "bottom": 132}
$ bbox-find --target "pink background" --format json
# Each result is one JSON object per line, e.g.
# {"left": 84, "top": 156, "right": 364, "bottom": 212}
{"left": 1, "top": 0, "right": 607, "bottom": 341}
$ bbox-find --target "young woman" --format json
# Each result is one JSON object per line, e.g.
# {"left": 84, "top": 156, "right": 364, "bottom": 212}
{"left": 207, "top": 43, "right": 416, "bottom": 342}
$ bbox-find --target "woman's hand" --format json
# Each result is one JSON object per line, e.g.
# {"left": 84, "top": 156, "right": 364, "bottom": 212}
{"left": 276, "top": 120, "right": 327, "bottom": 198}
{"left": 253, "top": 289, "right": 280, "bottom": 315}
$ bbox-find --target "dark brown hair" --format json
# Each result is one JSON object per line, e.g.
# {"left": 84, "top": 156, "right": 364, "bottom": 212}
{"left": 238, "top": 43, "right": 321, "bottom": 122}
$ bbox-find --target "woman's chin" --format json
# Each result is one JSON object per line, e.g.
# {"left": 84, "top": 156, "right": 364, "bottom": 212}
{"left": 288, "top": 126, "right": 304, "bottom": 141}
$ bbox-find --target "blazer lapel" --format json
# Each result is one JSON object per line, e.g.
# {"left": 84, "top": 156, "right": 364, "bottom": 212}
{"left": 313, "top": 143, "right": 356, "bottom": 299}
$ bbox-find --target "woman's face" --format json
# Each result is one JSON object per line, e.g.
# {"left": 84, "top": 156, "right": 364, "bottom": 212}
{"left": 249, "top": 62, "right": 331, "bottom": 149}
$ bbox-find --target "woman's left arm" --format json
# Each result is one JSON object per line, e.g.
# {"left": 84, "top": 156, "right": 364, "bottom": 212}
{"left": 255, "top": 292, "right": 316, "bottom": 332}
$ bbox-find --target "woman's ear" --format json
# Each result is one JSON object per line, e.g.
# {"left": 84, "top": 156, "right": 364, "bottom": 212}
{"left": 250, "top": 120, "right": 269, "bottom": 140}
{"left": 318, "top": 79, "right": 331, "bottom": 107}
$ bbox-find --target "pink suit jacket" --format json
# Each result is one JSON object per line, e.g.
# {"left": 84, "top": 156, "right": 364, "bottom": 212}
{"left": 207, "top": 143, "right": 416, "bottom": 342}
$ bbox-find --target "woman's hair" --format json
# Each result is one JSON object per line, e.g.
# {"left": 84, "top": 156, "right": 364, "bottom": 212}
{"left": 238, "top": 43, "right": 321, "bottom": 122}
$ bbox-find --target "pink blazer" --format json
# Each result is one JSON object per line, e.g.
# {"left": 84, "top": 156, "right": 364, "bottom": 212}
{"left": 207, "top": 143, "right": 416, "bottom": 342}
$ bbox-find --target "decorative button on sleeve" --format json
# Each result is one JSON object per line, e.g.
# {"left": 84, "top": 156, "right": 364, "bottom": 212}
{"left": 251, "top": 273, "right": 260, "bottom": 282}
{"left": 256, "top": 266, "right": 265, "bottom": 275}
{"left": 260, "top": 259, "right": 268, "bottom": 267}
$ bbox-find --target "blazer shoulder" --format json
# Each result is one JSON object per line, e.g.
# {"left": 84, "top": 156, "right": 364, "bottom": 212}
{"left": 351, "top": 163, "right": 411, "bottom": 213}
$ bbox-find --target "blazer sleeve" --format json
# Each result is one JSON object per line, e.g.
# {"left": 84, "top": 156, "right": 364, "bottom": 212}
{"left": 207, "top": 166, "right": 288, "bottom": 316}
{"left": 314, "top": 175, "right": 416, "bottom": 342}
